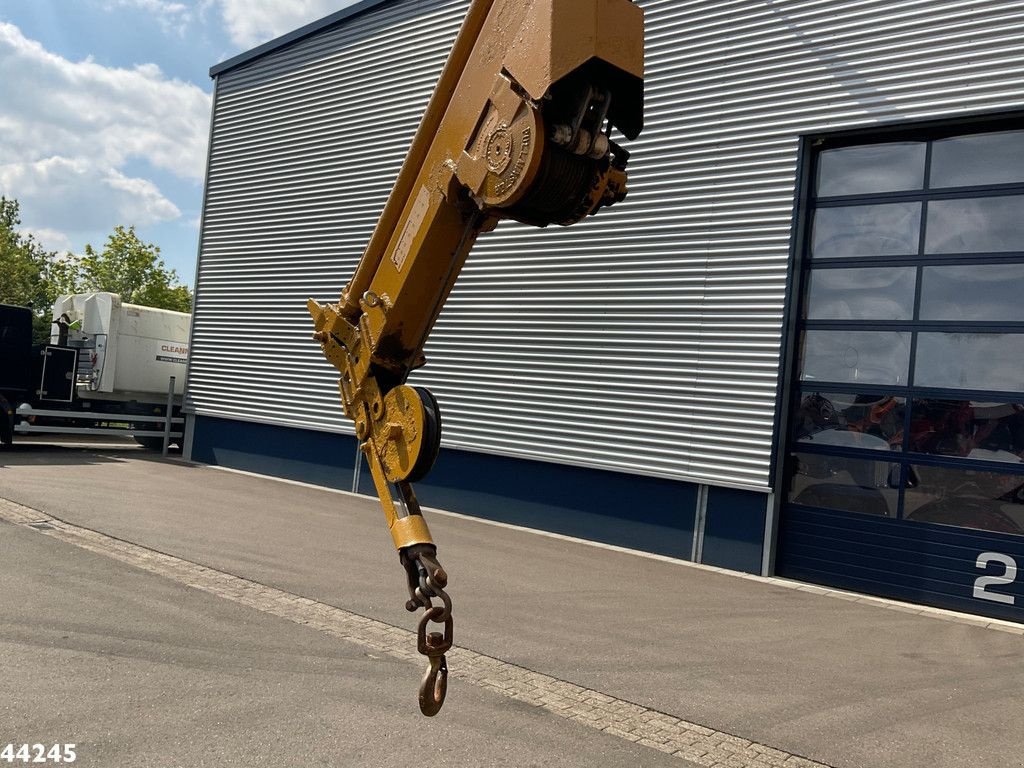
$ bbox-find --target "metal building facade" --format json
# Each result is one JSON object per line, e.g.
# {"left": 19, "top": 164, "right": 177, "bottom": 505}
{"left": 187, "top": 0, "right": 1024, "bottom": 598}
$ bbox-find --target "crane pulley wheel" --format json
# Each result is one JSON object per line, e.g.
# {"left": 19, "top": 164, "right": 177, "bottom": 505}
{"left": 407, "top": 386, "right": 442, "bottom": 483}
{"left": 379, "top": 385, "right": 443, "bottom": 484}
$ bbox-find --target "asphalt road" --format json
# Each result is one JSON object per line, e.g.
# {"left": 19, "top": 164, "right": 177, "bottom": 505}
{"left": 0, "top": 518, "right": 682, "bottom": 768}
{"left": 1, "top": 442, "right": 1022, "bottom": 768}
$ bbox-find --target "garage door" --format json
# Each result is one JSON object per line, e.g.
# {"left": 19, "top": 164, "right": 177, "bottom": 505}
{"left": 777, "top": 117, "right": 1024, "bottom": 623}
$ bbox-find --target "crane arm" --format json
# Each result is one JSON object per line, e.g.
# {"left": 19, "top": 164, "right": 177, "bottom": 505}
{"left": 307, "top": 0, "right": 644, "bottom": 715}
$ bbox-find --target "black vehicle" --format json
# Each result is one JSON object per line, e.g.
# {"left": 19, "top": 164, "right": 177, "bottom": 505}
{"left": 0, "top": 305, "right": 30, "bottom": 445}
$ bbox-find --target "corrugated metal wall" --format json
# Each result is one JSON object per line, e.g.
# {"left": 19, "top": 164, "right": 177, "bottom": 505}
{"left": 188, "top": 0, "right": 1024, "bottom": 491}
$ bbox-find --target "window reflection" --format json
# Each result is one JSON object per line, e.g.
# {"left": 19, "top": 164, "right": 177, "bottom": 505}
{"left": 787, "top": 452, "right": 899, "bottom": 516}
{"left": 930, "top": 130, "right": 1024, "bottom": 188}
{"left": 802, "top": 330, "right": 911, "bottom": 385}
{"left": 920, "top": 264, "right": 1024, "bottom": 321}
{"left": 806, "top": 267, "right": 915, "bottom": 320}
{"left": 794, "top": 391, "right": 905, "bottom": 450}
{"left": 904, "top": 465, "right": 1024, "bottom": 534}
{"left": 915, "top": 333, "right": 1024, "bottom": 392}
{"left": 909, "top": 400, "right": 1024, "bottom": 463}
{"left": 817, "top": 142, "right": 926, "bottom": 196}
{"left": 813, "top": 203, "right": 921, "bottom": 258}
{"left": 925, "top": 195, "right": 1024, "bottom": 253}
{"left": 793, "top": 125, "right": 1024, "bottom": 536}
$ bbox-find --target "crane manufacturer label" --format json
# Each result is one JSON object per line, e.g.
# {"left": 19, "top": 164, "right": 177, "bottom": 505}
{"left": 391, "top": 186, "right": 432, "bottom": 273}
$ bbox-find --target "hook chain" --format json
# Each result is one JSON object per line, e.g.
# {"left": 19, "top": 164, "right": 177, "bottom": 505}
{"left": 401, "top": 546, "right": 453, "bottom": 716}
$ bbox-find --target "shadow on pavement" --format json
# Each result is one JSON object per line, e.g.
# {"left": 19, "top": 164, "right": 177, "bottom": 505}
{"left": 0, "top": 443, "right": 141, "bottom": 468}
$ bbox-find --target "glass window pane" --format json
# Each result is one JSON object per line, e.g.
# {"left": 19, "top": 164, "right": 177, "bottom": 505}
{"left": 920, "top": 264, "right": 1024, "bottom": 321}
{"left": 904, "top": 465, "right": 1024, "bottom": 534}
{"left": 801, "top": 330, "right": 911, "bottom": 385}
{"left": 925, "top": 195, "right": 1024, "bottom": 254}
{"left": 787, "top": 452, "right": 900, "bottom": 516}
{"left": 930, "top": 130, "right": 1024, "bottom": 188}
{"left": 910, "top": 399, "right": 1024, "bottom": 463}
{"left": 813, "top": 203, "right": 921, "bottom": 258}
{"left": 794, "top": 391, "right": 905, "bottom": 450}
{"left": 817, "top": 142, "right": 926, "bottom": 196}
{"left": 915, "top": 333, "right": 1024, "bottom": 392}
{"left": 806, "top": 267, "right": 915, "bottom": 320}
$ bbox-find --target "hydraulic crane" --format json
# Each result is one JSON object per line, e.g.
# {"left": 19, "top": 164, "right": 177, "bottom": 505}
{"left": 307, "top": 0, "right": 644, "bottom": 715}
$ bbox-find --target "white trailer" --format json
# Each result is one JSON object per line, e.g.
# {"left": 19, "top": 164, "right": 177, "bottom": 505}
{"left": 51, "top": 293, "right": 190, "bottom": 399}
{"left": 12, "top": 293, "right": 190, "bottom": 451}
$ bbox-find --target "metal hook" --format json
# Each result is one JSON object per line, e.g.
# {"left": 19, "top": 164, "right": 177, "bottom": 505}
{"left": 401, "top": 547, "right": 454, "bottom": 715}
{"left": 418, "top": 652, "right": 448, "bottom": 717}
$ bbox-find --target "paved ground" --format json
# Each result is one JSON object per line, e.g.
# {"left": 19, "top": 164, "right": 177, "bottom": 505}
{"left": 1, "top": 441, "right": 1022, "bottom": 768}
{"left": 0, "top": 503, "right": 684, "bottom": 768}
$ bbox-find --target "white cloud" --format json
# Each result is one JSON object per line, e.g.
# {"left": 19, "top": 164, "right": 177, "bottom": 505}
{"left": 0, "top": 23, "right": 210, "bottom": 180}
{"left": 19, "top": 226, "right": 73, "bottom": 253}
{"left": 0, "top": 22, "right": 209, "bottom": 251}
{"left": 104, "top": 0, "right": 192, "bottom": 35}
{"left": 215, "top": 0, "right": 354, "bottom": 48}
{"left": 98, "top": 0, "right": 354, "bottom": 51}
{"left": 0, "top": 156, "right": 181, "bottom": 231}
{"left": 103, "top": 170, "right": 183, "bottom": 222}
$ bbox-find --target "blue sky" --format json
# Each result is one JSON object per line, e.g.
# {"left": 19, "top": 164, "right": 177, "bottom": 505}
{"left": 0, "top": 0, "right": 351, "bottom": 288}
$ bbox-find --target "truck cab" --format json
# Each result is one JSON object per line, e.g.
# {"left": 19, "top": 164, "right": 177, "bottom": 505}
{"left": 0, "top": 304, "right": 35, "bottom": 445}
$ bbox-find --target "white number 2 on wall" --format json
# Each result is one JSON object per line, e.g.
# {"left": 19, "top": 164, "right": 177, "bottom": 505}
{"left": 973, "top": 552, "right": 1018, "bottom": 606}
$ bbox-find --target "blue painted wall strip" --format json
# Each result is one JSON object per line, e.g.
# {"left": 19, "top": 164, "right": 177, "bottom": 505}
{"left": 700, "top": 486, "right": 767, "bottom": 574}
{"left": 392, "top": 443, "right": 698, "bottom": 559}
{"left": 190, "top": 415, "right": 362, "bottom": 490}
{"left": 191, "top": 415, "right": 701, "bottom": 559}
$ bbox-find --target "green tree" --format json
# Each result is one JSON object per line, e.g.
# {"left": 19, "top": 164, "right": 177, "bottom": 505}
{"left": 1, "top": 201, "right": 192, "bottom": 343}
{"left": 0, "top": 197, "right": 59, "bottom": 343}
{"left": 62, "top": 225, "right": 193, "bottom": 313}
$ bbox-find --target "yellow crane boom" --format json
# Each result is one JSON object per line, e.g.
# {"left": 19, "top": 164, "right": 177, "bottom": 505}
{"left": 308, "top": 0, "right": 644, "bottom": 715}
